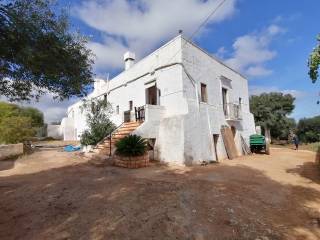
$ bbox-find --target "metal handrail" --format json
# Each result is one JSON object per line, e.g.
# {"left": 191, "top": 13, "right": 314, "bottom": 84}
{"left": 106, "top": 122, "right": 124, "bottom": 156}
{"left": 224, "top": 103, "right": 242, "bottom": 120}
{"left": 135, "top": 105, "right": 145, "bottom": 122}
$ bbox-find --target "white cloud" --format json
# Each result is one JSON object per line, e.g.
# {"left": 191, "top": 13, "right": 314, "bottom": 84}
{"left": 224, "top": 24, "right": 284, "bottom": 77}
{"left": 88, "top": 36, "right": 128, "bottom": 72}
{"left": 215, "top": 46, "right": 227, "bottom": 58}
{"left": 249, "top": 86, "right": 305, "bottom": 99}
{"left": 22, "top": 95, "right": 78, "bottom": 123}
{"left": 0, "top": 94, "right": 78, "bottom": 124}
{"left": 246, "top": 66, "right": 273, "bottom": 77}
{"left": 74, "top": 0, "right": 237, "bottom": 72}
{"left": 267, "top": 24, "right": 284, "bottom": 35}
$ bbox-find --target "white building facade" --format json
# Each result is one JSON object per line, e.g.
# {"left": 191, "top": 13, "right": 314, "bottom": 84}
{"left": 61, "top": 35, "right": 255, "bottom": 165}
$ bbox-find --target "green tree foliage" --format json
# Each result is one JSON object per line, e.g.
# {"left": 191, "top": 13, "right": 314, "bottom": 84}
{"left": 0, "top": 0, "right": 94, "bottom": 101}
{"left": 80, "top": 98, "right": 116, "bottom": 146}
{"left": 297, "top": 115, "right": 320, "bottom": 143}
{"left": 115, "top": 135, "right": 147, "bottom": 157}
{"left": 308, "top": 35, "right": 320, "bottom": 83}
{"left": 0, "top": 116, "right": 35, "bottom": 144}
{"left": 20, "top": 106, "right": 44, "bottom": 127}
{"left": 0, "top": 101, "right": 44, "bottom": 143}
{"left": 250, "top": 92, "right": 295, "bottom": 140}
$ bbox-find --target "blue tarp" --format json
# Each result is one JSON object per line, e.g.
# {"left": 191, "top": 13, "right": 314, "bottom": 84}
{"left": 64, "top": 145, "right": 81, "bottom": 152}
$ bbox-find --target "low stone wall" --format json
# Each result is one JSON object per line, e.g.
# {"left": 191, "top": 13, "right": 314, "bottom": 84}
{"left": 0, "top": 143, "right": 24, "bottom": 161}
{"left": 47, "top": 124, "right": 62, "bottom": 140}
{"left": 114, "top": 154, "right": 149, "bottom": 169}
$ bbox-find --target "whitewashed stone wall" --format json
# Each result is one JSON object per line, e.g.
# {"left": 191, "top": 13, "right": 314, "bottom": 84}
{"left": 47, "top": 125, "right": 62, "bottom": 139}
{"left": 180, "top": 38, "right": 255, "bottom": 163}
{"left": 0, "top": 143, "right": 24, "bottom": 161}
{"left": 61, "top": 35, "right": 255, "bottom": 165}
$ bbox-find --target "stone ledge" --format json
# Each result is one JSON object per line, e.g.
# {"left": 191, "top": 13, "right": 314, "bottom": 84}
{"left": 114, "top": 154, "right": 149, "bottom": 169}
{"left": 0, "top": 143, "right": 24, "bottom": 161}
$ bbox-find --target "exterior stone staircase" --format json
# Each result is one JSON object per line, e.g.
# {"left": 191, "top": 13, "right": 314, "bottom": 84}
{"left": 89, "top": 121, "right": 143, "bottom": 159}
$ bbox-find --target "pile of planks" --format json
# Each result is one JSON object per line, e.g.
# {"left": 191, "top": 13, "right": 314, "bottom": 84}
{"left": 220, "top": 126, "right": 238, "bottom": 159}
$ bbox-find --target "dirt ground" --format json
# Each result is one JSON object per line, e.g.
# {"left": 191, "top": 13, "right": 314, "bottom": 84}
{"left": 0, "top": 148, "right": 319, "bottom": 240}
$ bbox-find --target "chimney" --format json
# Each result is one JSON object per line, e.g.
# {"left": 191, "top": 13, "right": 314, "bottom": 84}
{"left": 124, "top": 51, "right": 135, "bottom": 70}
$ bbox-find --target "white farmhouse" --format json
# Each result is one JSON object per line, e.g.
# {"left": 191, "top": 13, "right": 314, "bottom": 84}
{"left": 61, "top": 35, "right": 255, "bottom": 165}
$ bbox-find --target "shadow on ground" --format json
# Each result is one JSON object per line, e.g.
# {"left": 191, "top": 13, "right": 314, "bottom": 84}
{"left": 0, "top": 158, "right": 17, "bottom": 171}
{"left": 287, "top": 160, "right": 320, "bottom": 184}
{"left": 0, "top": 160, "right": 320, "bottom": 240}
{"left": 286, "top": 146, "right": 320, "bottom": 184}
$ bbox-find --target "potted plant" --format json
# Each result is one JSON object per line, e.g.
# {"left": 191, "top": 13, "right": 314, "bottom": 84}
{"left": 114, "top": 135, "right": 149, "bottom": 168}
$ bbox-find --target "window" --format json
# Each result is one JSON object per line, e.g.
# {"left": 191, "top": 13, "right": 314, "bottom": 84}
{"left": 129, "top": 101, "right": 133, "bottom": 111}
{"left": 200, "top": 83, "right": 208, "bottom": 103}
{"left": 222, "top": 88, "right": 228, "bottom": 116}
{"left": 116, "top": 105, "right": 119, "bottom": 114}
{"left": 146, "top": 86, "right": 158, "bottom": 105}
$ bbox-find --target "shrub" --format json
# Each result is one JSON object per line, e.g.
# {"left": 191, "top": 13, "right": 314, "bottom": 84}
{"left": 0, "top": 116, "right": 36, "bottom": 144}
{"left": 115, "top": 135, "right": 147, "bottom": 157}
{"left": 80, "top": 98, "right": 116, "bottom": 146}
{"left": 0, "top": 102, "right": 44, "bottom": 143}
{"left": 297, "top": 115, "right": 320, "bottom": 143}
{"left": 80, "top": 130, "right": 96, "bottom": 146}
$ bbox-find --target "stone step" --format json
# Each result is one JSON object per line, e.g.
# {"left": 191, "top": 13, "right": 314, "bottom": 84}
{"left": 122, "top": 121, "right": 142, "bottom": 126}
{"left": 112, "top": 135, "right": 128, "bottom": 140}
{"left": 88, "top": 121, "right": 143, "bottom": 160}
{"left": 112, "top": 132, "right": 131, "bottom": 137}
{"left": 114, "top": 127, "right": 139, "bottom": 133}
{"left": 113, "top": 130, "right": 135, "bottom": 135}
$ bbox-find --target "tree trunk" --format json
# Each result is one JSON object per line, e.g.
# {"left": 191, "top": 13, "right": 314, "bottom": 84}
{"left": 264, "top": 127, "right": 271, "bottom": 144}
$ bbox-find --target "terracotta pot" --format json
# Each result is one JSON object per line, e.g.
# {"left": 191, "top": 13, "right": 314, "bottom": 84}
{"left": 114, "top": 153, "right": 149, "bottom": 169}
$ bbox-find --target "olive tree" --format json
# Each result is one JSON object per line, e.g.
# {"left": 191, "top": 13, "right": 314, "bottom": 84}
{"left": 0, "top": 0, "right": 94, "bottom": 101}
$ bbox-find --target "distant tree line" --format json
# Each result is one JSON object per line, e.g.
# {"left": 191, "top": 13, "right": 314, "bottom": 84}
{"left": 0, "top": 101, "right": 44, "bottom": 144}
{"left": 250, "top": 92, "right": 319, "bottom": 144}
{"left": 296, "top": 116, "right": 320, "bottom": 143}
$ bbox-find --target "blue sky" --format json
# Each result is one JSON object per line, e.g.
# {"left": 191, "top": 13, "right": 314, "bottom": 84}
{"left": 28, "top": 0, "right": 320, "bottom": 122}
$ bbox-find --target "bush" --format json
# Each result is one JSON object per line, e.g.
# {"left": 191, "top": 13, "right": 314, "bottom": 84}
{"left": 79, "top": 98, "right": 115, "bottom": 146}
{"left": 80, "top": 130, "right": 96, "bottom": 146}
{"left": 80, "top": 120, "right": 115, "bottom": 146}
{"left": 115, "top": 135, "right": 147, "bottom": 157}
{"left": 0, "top": 101, "right": 43, "bottom": 143}
{"left": 0, "top": 116, "right": 36, "bottom": 144}
{"left": 297, "top": 116, "right": 320, "bottom": 143}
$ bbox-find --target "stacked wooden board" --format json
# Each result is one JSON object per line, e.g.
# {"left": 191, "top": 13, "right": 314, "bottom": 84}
{"left": 220, "top": 126, "right": 238, "bottom": 159}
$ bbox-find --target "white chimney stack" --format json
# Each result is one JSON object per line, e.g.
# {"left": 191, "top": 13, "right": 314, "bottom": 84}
{"left": 124, "top": 51, "right": 135, "bottom": 70}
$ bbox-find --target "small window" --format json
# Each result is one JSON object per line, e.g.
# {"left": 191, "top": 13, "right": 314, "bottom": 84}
{"left": 200, "top": 83, "right": 207, "bottom": 103}
{"left": 222, "top": 88, "right": 228, "bottom": 116}
{"left": 129, "top": 101, "right": 133, "bottom": 111}
{"left": 116, "top": 105, "right": 119, "bottom": 114}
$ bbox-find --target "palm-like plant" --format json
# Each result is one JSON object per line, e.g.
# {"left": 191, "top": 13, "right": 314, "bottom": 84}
{"left": 115, "top": 135, "right": 147, "bottom": 157}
